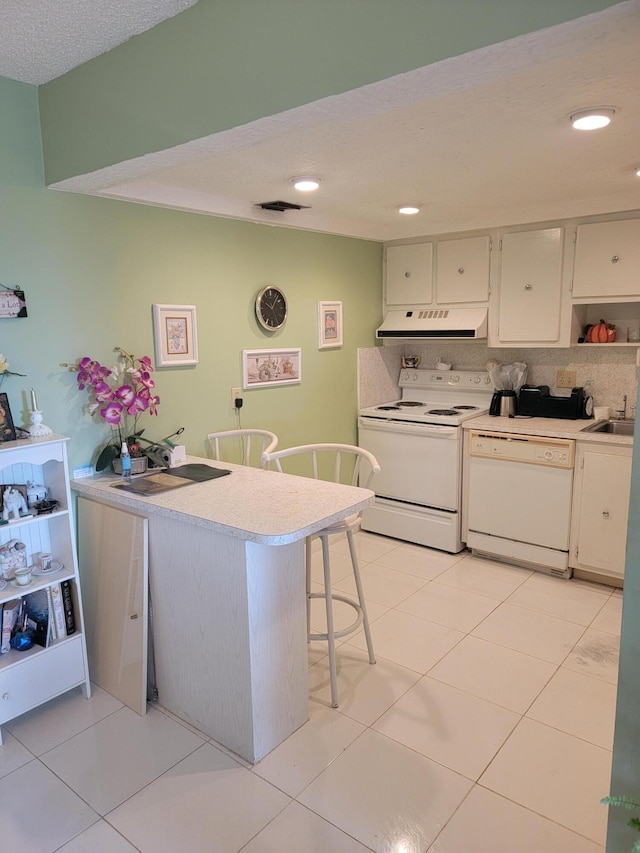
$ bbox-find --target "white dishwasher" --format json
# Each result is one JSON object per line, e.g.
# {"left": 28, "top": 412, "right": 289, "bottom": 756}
{"left": 466, "top": 430, "right": 575, "bottom": 578}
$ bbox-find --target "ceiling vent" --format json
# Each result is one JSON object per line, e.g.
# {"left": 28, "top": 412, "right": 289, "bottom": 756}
{"left": 257, "top": 200, "right": 310, "bottom": 212}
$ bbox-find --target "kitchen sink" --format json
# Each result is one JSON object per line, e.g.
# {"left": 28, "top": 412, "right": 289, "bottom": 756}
{"left": 582, "top": 419, "right": 635, "bottom": 436}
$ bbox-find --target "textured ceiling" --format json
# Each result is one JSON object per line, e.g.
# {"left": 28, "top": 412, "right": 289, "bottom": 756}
{"left": 0, "top": 0, "right": 197, "bottom": 84}
{"left": 2, "top": 0, "right": 639, "bottom": 241}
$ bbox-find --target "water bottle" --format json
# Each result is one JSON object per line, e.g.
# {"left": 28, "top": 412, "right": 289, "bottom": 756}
{"left": 120, "top": 441, "right": 131, "bottom": 479}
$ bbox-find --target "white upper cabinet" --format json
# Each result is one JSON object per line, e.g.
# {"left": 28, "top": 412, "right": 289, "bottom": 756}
{"left": 572, "top": 218, "right": 640, "bottom": 300}
{"left": 385, "top": 243, "right": 433, "bottom": 305}
{"left": 497, "top": 227, "right": 565, "bottom": 344}
{"left": 435, "top": 235, "right": 491, "bottom": 304}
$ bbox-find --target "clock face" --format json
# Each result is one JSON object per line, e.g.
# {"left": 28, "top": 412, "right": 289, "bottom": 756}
{"left": 256, "top": 286, "right": 287, "bottom": 330}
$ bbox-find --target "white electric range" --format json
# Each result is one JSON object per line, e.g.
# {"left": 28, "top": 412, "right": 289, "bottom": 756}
{"left": 358, "top": 369, "right": 493, "bottom": 552}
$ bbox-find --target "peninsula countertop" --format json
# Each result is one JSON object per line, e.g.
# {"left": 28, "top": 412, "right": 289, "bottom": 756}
{"left": 71, "top": 455, "right": 375, "bottom": 545}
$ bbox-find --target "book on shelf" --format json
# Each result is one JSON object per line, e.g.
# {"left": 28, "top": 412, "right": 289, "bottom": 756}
{"left": 1, "top": 598, "right": 21, "bottom": 654}
{"left": 60, "top": 580, "right": 76, "bottom": 635}
{"left": 23, "top": 588, "right": 51, "bottom": 648}
{"left": 50, "top": 582, "right": 66, "bottom": 638}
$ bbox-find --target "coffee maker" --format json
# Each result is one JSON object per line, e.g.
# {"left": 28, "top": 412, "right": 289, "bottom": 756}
{"left": 489, "top": 389, "right": 517, "bottom": 417}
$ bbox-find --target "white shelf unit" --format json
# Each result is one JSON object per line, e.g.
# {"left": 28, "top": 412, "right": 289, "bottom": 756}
{"left": 0, "top": 435, "right": 91, "bottom": 743}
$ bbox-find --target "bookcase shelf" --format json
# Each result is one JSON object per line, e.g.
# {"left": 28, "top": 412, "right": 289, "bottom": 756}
{"left": 0, "top": 435, "right": 91, "bottom": 742}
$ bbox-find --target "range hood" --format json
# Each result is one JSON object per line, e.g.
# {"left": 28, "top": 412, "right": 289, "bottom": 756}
{"left": 376, "top": 307, "right": 488, "bottom": 340}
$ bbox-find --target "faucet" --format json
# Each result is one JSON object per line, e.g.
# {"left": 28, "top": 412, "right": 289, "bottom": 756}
{"left": 615, "top": 395, "right": 628, "bottom": 420}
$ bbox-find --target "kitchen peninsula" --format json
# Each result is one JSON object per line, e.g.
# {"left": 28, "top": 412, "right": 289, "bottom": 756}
{"left": 72, "top": 458, "right": 374, "bottom": 763}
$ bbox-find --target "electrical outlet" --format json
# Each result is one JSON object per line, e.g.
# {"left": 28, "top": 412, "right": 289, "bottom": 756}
{"left": 231, "top": 386, "right": 242, "bottom": 408}
{"left": 556, "top": 369, "right": 576, "bottom": 388}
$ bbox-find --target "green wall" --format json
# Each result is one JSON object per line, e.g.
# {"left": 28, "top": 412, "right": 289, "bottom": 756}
{"left": 39, "top": 0, "right": 622, "bottom": 184}
{"left": 0, "top": 76, "right": 381, "bottom": 472}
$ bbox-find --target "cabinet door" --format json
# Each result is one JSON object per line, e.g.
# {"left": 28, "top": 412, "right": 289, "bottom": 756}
{"left": 573, "top": 219, "right": 640, "bottom": 299}
{"left": 385, "top": 243, "right": 433, "bottom": 305}
{"left": 575, "top": 451, "right": 631, "bottom": 578}
{"left": 436, "top": 235, "right": 490, "bottom": 304}
{"left": 498, "top": 228, "right": 564, "bottom": 342}
{"left": 78, "top": 498, "right": 148, "bottom": 715}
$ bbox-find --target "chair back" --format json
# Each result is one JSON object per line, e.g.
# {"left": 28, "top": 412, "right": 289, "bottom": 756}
{"left": 263, "top": 443, "right": 380, "bottom": 489}
{"left": 207, "top": 429, "right": 278, "bottom": 468}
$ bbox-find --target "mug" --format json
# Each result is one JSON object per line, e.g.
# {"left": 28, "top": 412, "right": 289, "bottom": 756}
{"left": 39, "top": 552, "right": 53, "bottom": 572}
{"left": 627, "top": 323, "right": 640, "bottom": 343}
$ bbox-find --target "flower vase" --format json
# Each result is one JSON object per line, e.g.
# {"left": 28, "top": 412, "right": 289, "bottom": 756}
{"left": 112, "top": 456, "right": 148, "bottom": 475}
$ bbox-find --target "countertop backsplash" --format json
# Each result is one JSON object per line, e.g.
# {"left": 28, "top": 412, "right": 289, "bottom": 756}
{"left": 358, "top": 342, "right": 638, "bottom": 415}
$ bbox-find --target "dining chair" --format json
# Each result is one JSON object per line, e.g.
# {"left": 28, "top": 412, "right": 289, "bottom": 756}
{"left": 206, "top": 429, "right": 278, "bottom": 468}
{"left": 262, "top": 443, "right": 380, "bottom": 707}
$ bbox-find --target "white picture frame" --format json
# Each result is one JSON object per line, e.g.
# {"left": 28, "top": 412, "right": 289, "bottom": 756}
{"left": 242, "top": 348, "right": 301, "bottom": 389}
{"left": 318, "top": 301, "right": 343, "bottom": 349}
{"left": 152, "top": 304, "right": 199, "bottom": 367}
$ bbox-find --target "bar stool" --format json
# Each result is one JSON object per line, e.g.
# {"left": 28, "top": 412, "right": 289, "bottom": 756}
{"left": 207, "top": 429, "right": 278, "bottom": 468}
{"left": 262, "top": 443, "right": 380, "bottom": 707}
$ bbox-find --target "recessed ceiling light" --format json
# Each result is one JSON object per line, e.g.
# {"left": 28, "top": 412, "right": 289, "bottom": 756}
{"left": 291, "top": 176, "right": 320, "bottom": 192}
{"left": 570, "top": 108, "right": 615, "bottom": 130}
{"left": 398, "top": 205, "right": 420, "bottom": 215}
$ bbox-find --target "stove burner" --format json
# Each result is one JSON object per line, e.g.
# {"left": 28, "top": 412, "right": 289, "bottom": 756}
{"left": 453, "top": 405, "right": 479, "bottom": 410}
{"left": 427, "top": 409, "right": 460, "bottom": 416}
{"left": 377, "top": 405, "right": 401, "bottom": 411}
{"left": 397, "top": 401, "right": 424, "bottom": 407}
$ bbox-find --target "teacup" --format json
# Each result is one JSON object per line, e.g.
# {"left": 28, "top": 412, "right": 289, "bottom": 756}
{"left": 402, "top": 356, "right": 421, "bottom": 368}
{"left": 435, "top": 358, "right": 452, "bottom": 371}
{"left": 14, "top": 566, "right": 32, "bottom": 586}
{"left": 39, "top": 552, "right": 53, "bottom": 572}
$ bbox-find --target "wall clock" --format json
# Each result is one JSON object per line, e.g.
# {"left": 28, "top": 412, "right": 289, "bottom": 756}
{"left": 255, "top": 285, "right": 288, "bottom": 331}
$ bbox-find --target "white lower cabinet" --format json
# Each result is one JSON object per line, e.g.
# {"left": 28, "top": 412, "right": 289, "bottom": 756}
{"left": 0, "top": 436, "right": 91, "bottom": 743}
{"left": 569, "top": 442, "right": 632, "bottom": 585}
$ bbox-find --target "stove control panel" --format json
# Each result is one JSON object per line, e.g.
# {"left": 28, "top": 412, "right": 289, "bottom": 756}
{"left": 400, "top": 369, "right": 493, "bottom": 389}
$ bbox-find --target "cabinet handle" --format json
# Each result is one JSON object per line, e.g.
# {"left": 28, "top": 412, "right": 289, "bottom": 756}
{"left": 130, "top": 613, "right": 139, "bottom": 620}
{"left": 611, "top": 255, "right": 619, "bottom": 264}
{"left": 404, "top": 271, "right": 411, "bottom": 278}
{"left": 457, "top": 267, "right": 465, "bottom": 275}
{"left": 524, "top": 283, "right": 532, "bottom": 290}
{"left": 602, "top": 510, "right": 610, "bottom": 519}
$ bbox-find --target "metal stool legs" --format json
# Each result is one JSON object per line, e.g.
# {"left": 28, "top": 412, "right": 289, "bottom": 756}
{"left": 307, "top": 531, "right": 376, "bottom": 708}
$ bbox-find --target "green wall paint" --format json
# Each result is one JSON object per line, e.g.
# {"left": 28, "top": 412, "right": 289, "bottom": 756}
{"left": 39, "top": 0, "right": 622, "bottom": 184}
{"left": 0, "top": 77, "right": 381, "bottom": 472}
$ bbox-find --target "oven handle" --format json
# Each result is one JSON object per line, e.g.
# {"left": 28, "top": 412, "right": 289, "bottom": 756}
{"left": 358, "top": 417, "right": 458, "bottom": 438}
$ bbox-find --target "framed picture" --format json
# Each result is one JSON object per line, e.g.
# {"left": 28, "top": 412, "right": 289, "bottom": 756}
{"left": 0, "top": 484, "right": 28, "bottom": 517}
{"left": 0, "top": 393, "right": 16, "bottom": 442}
{"left": 318, "top": 301, "right": 343, "bottom": 349}
{"left": 242, "top": 348, "right": 301, "bottom": 389}
{"left": 152, "top": 304, "right": 199, "bottom": 367}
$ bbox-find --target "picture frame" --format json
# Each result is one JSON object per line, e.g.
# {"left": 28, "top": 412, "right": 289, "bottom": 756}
{"left": 318, "top": 301, "right": 343, "bottom": 349}
{"left": 242, "top": 348, "right": 301, "bottom": 389}
{"left": 0, "top": 392, "right": 16, "bottom": 442}
{"left": 0, "top": 289, "right": 27, "bottom": 318}
{"left": 0, "top": 483, "right": 28, "bottom": 513}
{"left": 152, "top": 304, "right": 199, "bottom": 367}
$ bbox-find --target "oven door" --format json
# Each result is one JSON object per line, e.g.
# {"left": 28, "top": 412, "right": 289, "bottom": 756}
{"left": 357, "top": 416, "right": 461, "bottom": 511}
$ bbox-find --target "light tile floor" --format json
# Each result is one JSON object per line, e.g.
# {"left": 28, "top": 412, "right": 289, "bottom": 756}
{"left": 0, "top": 531, "right": 621, "bottom": 852}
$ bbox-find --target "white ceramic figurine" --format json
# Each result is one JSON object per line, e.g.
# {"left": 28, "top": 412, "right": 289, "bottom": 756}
{"left": 2, "top": 486, "right": 28, "bottom": 521}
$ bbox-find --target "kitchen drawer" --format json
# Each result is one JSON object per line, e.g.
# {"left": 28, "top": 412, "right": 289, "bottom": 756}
{"left": 0, "top": 637, "right": 86, "bottom": 724}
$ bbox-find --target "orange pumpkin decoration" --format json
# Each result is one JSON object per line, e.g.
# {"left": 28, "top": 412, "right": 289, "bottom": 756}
{"left": 588, "top": 320, "right": 612, "bottom": 343}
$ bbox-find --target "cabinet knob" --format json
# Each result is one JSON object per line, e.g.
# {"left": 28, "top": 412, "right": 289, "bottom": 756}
{"left": 2, "top": 692, "right": 9, "bottom": 701}
{"left": 524, "top": 283, "right": 532, "bottom": 290}
{"left": 404, "top": 271, "right": 411, "bottom": 278}
{"left": 611, "top": 255, "right": 619, "bottom": 264}
{"left": 130, "top": 613, "right": 139, "bottom": 620}
{"left": 602, "top": 510, "right": 610, "bottom": 519}
{"left": 457, "top": 267, "right": 465, "bottom": 275}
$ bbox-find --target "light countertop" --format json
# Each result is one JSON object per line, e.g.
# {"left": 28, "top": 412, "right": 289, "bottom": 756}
{"left": 72, "top": 456, "right": 374, "bottom": 545}
{"left": 462, "top": 415, "right": 634, "bottom": 446}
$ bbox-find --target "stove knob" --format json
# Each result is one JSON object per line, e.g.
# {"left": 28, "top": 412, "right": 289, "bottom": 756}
{"left": 450, "top": 374, "right": 460, "bottom": 382}
{"left": 474, "top": 376, "right": 481, "bottom": 384}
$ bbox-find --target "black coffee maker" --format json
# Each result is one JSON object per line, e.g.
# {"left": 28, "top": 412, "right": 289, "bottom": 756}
{"left": 489, "top": 389, "right": 517, "bottom": 417}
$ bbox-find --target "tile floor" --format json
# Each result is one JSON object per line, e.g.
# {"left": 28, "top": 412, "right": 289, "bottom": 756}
{"left": 0, "top": 531, "right": 621, "bottom": 852}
